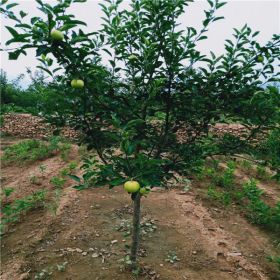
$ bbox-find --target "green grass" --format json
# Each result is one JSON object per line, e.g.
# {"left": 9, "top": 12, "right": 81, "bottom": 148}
{"left": 1, "top": 137, "right": 72, "bottom": 166}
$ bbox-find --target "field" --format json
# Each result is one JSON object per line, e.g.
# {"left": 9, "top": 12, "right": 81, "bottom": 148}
{"left": 1, "top": 0, "right": 280, "bottom": 279}
{"left": 1, "top": 135, "right": 279, "bottom": 280}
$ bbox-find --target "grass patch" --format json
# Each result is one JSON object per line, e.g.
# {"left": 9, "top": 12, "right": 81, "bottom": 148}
{"left": 1, "top": 137, "right": 72, "bottom": 166}
{"left": 1, "top": 189, "right": 47, "bottom": 235}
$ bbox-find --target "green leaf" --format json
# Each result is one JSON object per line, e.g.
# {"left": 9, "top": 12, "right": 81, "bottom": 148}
{"left": 20, "top": 11, "right": 27, "bottom": 18}
{"left": 73, "top": 184, "right": 88, "bottom": 190}
{"left": 60, "top": 24, "right": 77, "bottom": 31}
{"left": 8, "top": 50, "right": 21, "bottom": 60}
{"left": 36, "top": 45, "right": 48, "bottom": 57}
{"left": 15, "top": 23, "right": 31, "bottom": 29}
{"left": 110, "top": 178, "right": 126, "bottom": 186}
{"left": 216, "top": 2, "right": 227, "bottom": 9}
{"left": 6, "top": 35, "right": 30, "bottom": 45}
{"left": 6, "top": 3, "right": 19, "bottom": 9}
{"left": 5, "top": 26, "right": 19, "bottom": 38}
{"left": 213, "top": 16, "right": 224, "bottom": 22}
{"left": 68, "top": 174, "right": 81, "bottom": 182}
{"left": 197, "top": 35, "right": 208, "bottom": 41}
{"left": 36, "top": 66, "right": 53, "bottom": 76}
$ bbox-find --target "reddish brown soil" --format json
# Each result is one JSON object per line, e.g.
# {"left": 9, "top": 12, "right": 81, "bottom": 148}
{"left": 1, "top": 137, "right": 279, "bottom": 280}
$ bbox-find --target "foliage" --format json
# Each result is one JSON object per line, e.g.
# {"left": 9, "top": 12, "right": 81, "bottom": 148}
{"left": 1, "top": 137, "right": 71, "bottom": 165}
{"left": 2, "top": 187, "right": 15, "bottom": 198}
{"left": 255, "top": 129, "right": 280, "bottom": 181}
{"left": 238, "top": 179, "right": 280, "bottom": 231}
{"left": 267, "top": 255, "right": 280, "bottom": 275}
{"left": 1, "top": 0, "right": 279, "bottom": 188}
{"left": 213, "top": 161, "right": 236, "bottom": 188}
{"left": 207, "top": 185, "right": 232, "bottom": 205}
{"left": 50, "top": 176, "right": 66, "bottom": 188}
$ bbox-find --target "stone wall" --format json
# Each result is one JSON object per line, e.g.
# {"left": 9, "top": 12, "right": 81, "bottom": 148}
{"left": 1, "top": 113, "right": 79, "bottom": 140}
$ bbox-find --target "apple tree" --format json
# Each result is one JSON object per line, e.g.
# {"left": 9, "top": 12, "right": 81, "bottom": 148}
{"left": 1, "top": 0, "right": 280, "bottom": 269}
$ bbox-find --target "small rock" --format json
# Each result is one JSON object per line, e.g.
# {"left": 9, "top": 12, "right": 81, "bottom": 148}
{"left": 111, "top": 240, "right": 118, "bottom": 245}
{"left": 76, "top": 248, "right": 83, "bottom": 253}
{"left": 82, "top": 252, "right": 88, "bottom": 256}
{"left": 92, "top": 253, "right": 99, "bottom": 258}
{"left": 227, "top": 252, "right": 242, "bottom": 257}
{"left": 192, "top": 251, "right": 197, "bottom": 255}
{"left": 67, "top": 248, "right": 76, "bottom": 252}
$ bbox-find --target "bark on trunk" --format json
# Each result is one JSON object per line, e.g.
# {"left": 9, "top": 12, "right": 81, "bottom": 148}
{"left": 130, "top": 192, "right": 141, "bottom": 269}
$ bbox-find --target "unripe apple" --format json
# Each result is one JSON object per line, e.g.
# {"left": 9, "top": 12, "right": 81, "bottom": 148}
{"left": 50, "top": 29, "right": 64, "bottom": 41}
{"left": 128, "top": 54, "right": 137, "bottom": 61}
{"left": 139, "top": 187, "right": 151, "bottom": 195}
{"left": 256, "top": 55, "right": 264, "bottom": 63}
{"left": 71, "top": 79, "right": 84, "bottom": 89}
{"left": 124, "top": 181, "right": 140, "bottom": 193}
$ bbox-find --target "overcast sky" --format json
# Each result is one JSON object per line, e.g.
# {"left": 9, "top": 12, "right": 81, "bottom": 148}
{"left": 0, "top": 0, "right": 279, "bottom": 87}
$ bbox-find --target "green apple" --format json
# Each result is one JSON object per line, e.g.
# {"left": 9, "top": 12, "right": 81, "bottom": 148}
{"left": 50, "top": 29, "right": 64, "bottom": 41}
{"left": 139, "top": 187, "right": 151, "bottom": 195}
{"left": 256, "top": 55, "right": 264, "bottom": 63}
{"left": 71, "top": 79, "right": 85, "bottom": 89}
{"left": 128, "top": 54, "right": 137, "bottom": 61}
{"left": 124, "top": 181, "right": 140, "bottom": 193}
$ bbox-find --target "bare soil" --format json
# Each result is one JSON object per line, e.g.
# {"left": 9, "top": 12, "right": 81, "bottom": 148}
{"left": 1, "top": 137, "right": 279, "bottom": 280}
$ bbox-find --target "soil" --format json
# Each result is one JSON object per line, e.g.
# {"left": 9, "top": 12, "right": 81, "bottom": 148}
{"left": 1, "top": 136, "right": 279, "bottom": 280}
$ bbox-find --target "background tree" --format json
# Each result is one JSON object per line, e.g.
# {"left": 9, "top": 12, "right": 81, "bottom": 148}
{"left": 1, "top": 0, "right": 280, "bottom": 270}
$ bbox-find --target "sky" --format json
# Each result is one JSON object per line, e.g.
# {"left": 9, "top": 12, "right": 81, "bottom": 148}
{"left": 0, "top": 0, "right": 279, "bottom": 87}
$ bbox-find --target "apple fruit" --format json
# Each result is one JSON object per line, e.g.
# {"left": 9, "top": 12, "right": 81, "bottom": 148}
{"left": 124, "top": 181, "right": 140, "bottom": 193}
{"left": 139, "top": 187, "right": 151, "bottom": 195}
{"left": 256, "top": 55, "right": 264, "bottom": 63}
{"left": 128, "top": 54, "right": 137, "bottom": 61}
{"left": 50, "top": 29, "right": 64, "bottom": 41}
{"left": 71, "top": 79, "right": 85, "bottom": 89}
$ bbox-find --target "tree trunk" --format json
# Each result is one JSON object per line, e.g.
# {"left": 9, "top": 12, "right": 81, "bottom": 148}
{"left": 130, "top": 192, "right": 141, "bottom": 269}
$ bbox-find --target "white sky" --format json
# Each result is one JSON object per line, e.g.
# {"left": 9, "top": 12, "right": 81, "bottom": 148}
{"left": 0, "top": 0, "right": 279, "bottom": 87}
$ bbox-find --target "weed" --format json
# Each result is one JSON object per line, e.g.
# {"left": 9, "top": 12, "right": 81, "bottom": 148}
{"left": 214, "top": 162, "right": 235, "bottom": 189}
{"left": 2, "top": 187, "right": 14, "bottom": 198}
{"left": 30, "top": 175, "right": 41, "bottom": 185}
{"left": 2, "top": 137, "right": 72, "bottom": 166}
{"left": 35, "top": 262, "right": 68, "bottom": 279}
{"left": 165, "top": 252, "right": 180, "bottom": 264}
{"left": 39, "top": 164, "right": 47, "bottom": 174}
{"left": 240, "top": 160, "right": 253, "bottom": 171}
{"left": 1, "top": 190, "right": 47, "bottom": 234}
{"left": 256, "top": 165, "right": 269, "bottom": 180}
{"left": 56, "top": 262, "right": 68, "bottom": 272}
{"left": 50, "top": 176, "right": 66, "bottom": 189}
{"left": 240, "top": 180, "right": 280, "bottom": 231}
{"left": 267, "top": 255, "right": 280, "bottom": 275}
{"left": 207, "top": 186, "right": 232, "bottom": 206}
{"left": 46, "top": 189, "right": 62, "bottom": 216}
{"left": 49, "top": 137, "right": 71, "bottom": 161}
{"left": 68, "top": 161, "right": 78, "bottom": 171}
{"left": 1, "top": 139, "right": 56, "bottom": 166}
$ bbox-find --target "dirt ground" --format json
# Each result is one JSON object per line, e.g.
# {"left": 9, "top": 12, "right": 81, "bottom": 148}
{"left": 1, "top": 137, "right": 279, "bottom": 280}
